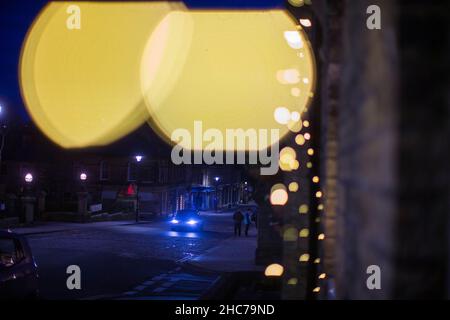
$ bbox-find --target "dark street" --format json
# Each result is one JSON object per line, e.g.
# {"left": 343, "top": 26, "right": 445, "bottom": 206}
{"left": 15, "top": 212, "right": 246, "bottom": 299}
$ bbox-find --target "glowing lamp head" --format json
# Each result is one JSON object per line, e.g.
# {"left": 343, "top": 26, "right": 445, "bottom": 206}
{"left": 171, "top": 219, "right": 179, "bottom": 224}
{"left": 214, "top": 177, "right": 220, "bottom": 182}
{"left": 24, "top": 173, "right": 33, "bottom": 183}
{"left": 187, "top": 219, "right": 198, "bottom": 225}
{"left": 299, "top": 18, "right": 312, "bottom": 27}
{"left": 135, "top": 155, "right": 143, "bottom": 162}
{"left": 80, "top": 173, "right": 87, "bottom": 181}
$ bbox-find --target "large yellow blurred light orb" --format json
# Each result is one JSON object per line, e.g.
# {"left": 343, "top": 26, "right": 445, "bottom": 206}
{"left": 20, "top": 1, "right": 181, "bottom": 148}
{"left": 141, "top": 10, "right": 315, "bottom": 151}
{"left": 20, "top": 3, "right": 316, "bottom": 151}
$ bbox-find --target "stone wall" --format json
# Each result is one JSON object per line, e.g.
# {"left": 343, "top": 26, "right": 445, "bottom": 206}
{"left": 337, "top": 0, "right": 399, "bottom": 299}
{"left": 318, "top": 0, "right": 450, "bottom": 299}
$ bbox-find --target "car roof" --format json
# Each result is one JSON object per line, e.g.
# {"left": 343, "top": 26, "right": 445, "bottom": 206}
{"left": 0, "top": 230, "right": 22, "bottom": 239}
{"left": 176, "top": 210, "right": 199, "bottom": 215}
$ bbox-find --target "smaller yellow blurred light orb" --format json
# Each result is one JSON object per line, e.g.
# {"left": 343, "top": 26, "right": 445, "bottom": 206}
{"left": 288, "top": 182, "right": 299, "bottom": 192}
{"left": 274, "top": 107, "right": 291, "bottom": 125}
{"left": 265, "top": 264, "right": 284, "bottom": 277}
{"left": 287, "top": 119, "right": 303, "bottom": 133}
{"left": 299, "top": 228, "right": 309, "bottom": 238}
{"left": 284, "top": 227, "right": 298, "bottom": 242}
{"left": 295, "top": 134, "right": 305, "bottom": 146}
{"left": 299, "top": 253, "right": 310, "bottom": 262}
{"left": 299, "top": 204, "right": 309, "bottom": 214}
{"left": 270, "top": 184, "right": 288, "bottom": 206}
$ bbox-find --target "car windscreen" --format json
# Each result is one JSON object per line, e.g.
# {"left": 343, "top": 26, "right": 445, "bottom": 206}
{"left": 0, "top": 238, "right": 18, "bottom": 268}
{"left": 175, "top": 211, "right": 198, "bottom": 219}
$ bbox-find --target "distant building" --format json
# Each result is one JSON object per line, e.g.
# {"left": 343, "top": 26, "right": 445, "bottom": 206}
{"left": 0, "top": 123, "right": 250, "bottom": 221}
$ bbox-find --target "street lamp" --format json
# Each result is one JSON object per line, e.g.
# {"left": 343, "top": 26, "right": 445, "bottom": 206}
{"left": 134, "top": 155, "right": 143, "bottom": 222}
{"left": 214, "top": 177, "right": 220, "bottom": 211}
{"left": 79, "top": 172, "right": 87, "bottom": 192}
{"left": 24, "top": 173, "right": 34, "bottom": 197}
{"left": 24, "top": 173, "right": 33, "bottom": 183}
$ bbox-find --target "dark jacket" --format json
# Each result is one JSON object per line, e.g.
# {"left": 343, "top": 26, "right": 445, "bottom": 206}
{"left": 233, "top": 211, "right": 244, "bottom": 223}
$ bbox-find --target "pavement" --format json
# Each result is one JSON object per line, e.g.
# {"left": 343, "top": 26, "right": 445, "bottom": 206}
{"left": 4, "top": 211, "right": 262, "bottom": 300}
{"left": 188, "top": 235, "right": 263, "bottom": 273}
{"left": 9, "top": 220, "right": 142, "bottom": 235}
{"left": 187, "top": 211, "right": 262, "bottom": 272}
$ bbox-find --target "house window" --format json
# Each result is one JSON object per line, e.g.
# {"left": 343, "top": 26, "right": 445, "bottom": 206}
{"left": 100, "top": 161, "right": 109, "bottom": 181}
{"left": 127, "top": 162, "right": 138, "bottom": 181}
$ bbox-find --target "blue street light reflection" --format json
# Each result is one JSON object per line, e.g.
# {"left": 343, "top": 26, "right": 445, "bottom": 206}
{"left": 167, "top": 231, "right": 199, "bottom": 238}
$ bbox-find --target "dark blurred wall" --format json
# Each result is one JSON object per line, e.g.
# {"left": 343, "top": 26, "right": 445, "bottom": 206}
{"left": 317, "top": 0, "right": 450, "bottom": 299}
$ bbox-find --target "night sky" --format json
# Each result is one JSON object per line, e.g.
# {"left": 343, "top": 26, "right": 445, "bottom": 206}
{"left": 0, "top": 0, "right": 285, "bottom": 122}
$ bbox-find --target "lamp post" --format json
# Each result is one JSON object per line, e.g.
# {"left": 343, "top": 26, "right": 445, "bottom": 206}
{"left": 22, "top": 172, "right": 35, "bottom": 224}
{"left": 77, "top": 171, "right": 89, "bottom": 220}
{"left": 214, "top": 176, "right": 220, "bottom": 212}
{"left": 134, "top": 155, "right": 143, "bottom": 223}
{"left": 80, "top": 172, "right": 87, "bottom": 190}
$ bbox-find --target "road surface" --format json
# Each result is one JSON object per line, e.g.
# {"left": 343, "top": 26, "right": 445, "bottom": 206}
{"left": 20, "top": 211, "right": 252, "bottom": 300}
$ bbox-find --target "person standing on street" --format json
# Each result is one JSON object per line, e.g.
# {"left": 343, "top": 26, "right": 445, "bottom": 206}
{"left": 233, "top": 210, "right": 244, "bottom": 237}
{"left": 244, "top": 210, "right": 251, "bottom": 237}
{"left": 251, "top": 210, "right": 257, "bottom": 229}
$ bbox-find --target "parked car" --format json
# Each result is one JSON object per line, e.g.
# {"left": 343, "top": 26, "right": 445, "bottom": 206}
{"left": 170, "top": 209, "right": 204, "bottom": 231}
{"left": 0, "top": 230, "right": 39, "bottom": 299}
